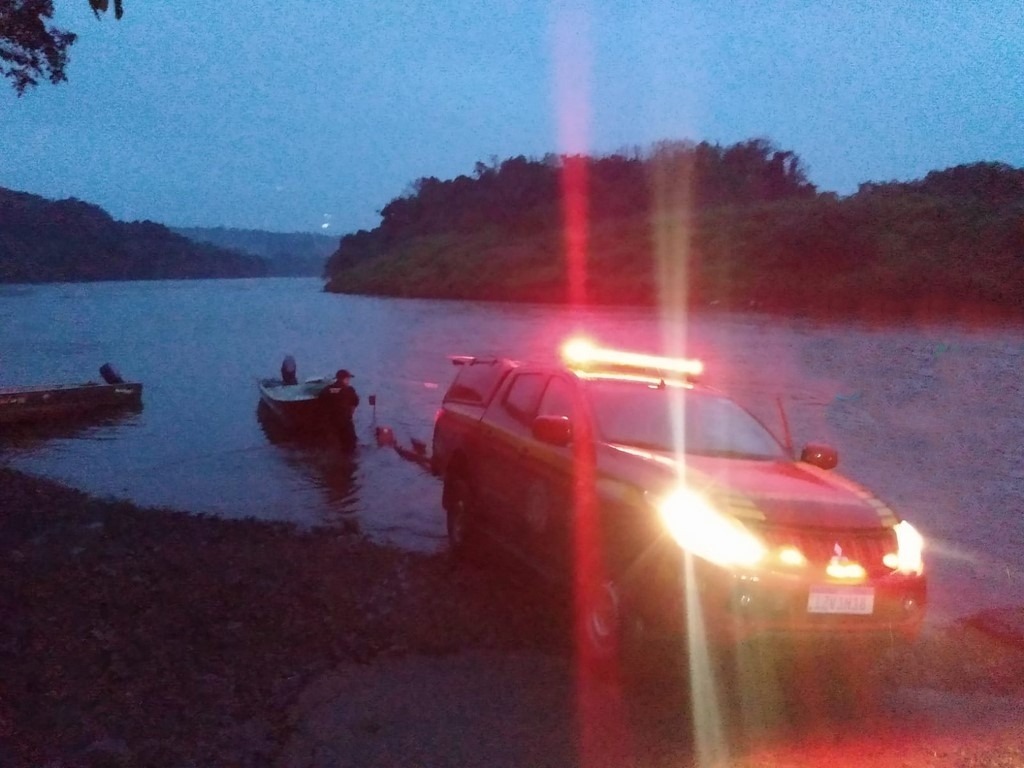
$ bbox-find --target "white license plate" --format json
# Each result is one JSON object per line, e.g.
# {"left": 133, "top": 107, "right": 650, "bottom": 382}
{"left": 807, "top": 586, "right": 875, "bottom": 615}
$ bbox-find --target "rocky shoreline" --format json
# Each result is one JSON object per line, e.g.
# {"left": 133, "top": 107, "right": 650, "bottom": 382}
{"left": 0, "top": 467, "right": 569, "bottom": 767}
{"left": 2, "top": 466, "right": 1023, "bottom": 767}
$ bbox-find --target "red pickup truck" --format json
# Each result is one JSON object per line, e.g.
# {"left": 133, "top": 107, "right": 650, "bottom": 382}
{"left": 430, "top": 340, "right": 927, "bottom": 669}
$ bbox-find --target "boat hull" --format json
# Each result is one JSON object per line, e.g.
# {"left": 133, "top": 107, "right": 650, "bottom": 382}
{"left": 257, "top": 378, "right": 331, "bottom": 434}
{"left": 0, "top": 382, "right": 143, "bottom": 426}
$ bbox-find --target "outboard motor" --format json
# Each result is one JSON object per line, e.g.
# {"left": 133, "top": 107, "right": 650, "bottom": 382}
{"left": 281, "top": 355, "right": 298, "bottom": 385}
{"left": 99, "top": 363, "right": 125, "bottom": 385}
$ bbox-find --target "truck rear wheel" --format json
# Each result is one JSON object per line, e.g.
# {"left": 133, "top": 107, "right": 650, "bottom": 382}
{"left": 444, "top": 469, "right": 477, "bottom": 562}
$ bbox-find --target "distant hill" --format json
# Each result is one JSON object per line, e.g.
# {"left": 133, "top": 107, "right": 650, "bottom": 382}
{"left": 0, "top": 188, "right": 267, "bottom": 283}
{"left": 323, "top": 141, "right": 1024, "bottom": 322}
{"left": 172, "top": 227, "right": 335, "bottom": 277}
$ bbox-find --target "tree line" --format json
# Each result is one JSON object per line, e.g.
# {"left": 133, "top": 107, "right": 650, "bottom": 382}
{"left": 323, "top": 140, "right": 1024, "bottom": 322}
{"left": 0, "top": 187, "right": 267, "bottom": 282}
{"left": 1, "top": 0, "right": 122, "bottom": 96}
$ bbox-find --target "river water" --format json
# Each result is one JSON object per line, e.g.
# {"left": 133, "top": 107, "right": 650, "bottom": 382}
{"left": 1, "top": 277, "right": 1021, "bottom": 626}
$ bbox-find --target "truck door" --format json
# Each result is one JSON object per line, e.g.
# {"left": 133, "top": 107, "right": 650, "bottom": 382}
{"left": 475, "top": 371, "right": 549, "bottom": 547}
{"left": 514, "top": 375, "right": 578, "bottom": 581}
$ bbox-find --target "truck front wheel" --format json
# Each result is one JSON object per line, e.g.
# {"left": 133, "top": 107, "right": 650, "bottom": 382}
{"left": 580, "top": 579, "right": 622, "bottom": 673}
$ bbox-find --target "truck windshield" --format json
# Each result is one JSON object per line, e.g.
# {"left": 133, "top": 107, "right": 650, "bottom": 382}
{"left": 585, "top": 380, "right": 788, "bottom": 460}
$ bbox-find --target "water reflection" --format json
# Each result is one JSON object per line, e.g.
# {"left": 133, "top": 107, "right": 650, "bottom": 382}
{"left": 256, "top": 399, "right": 314, "bottom": 447}
{"left": 0, "top": 403, "right": 144, "bottom": 452}
{"left": 255, "top": 400, "right": 361, "bottom": 533}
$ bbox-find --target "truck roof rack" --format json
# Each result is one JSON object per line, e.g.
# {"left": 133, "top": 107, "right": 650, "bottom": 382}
{"left": 448, "top": 355, "right": 501, "bottom": 366}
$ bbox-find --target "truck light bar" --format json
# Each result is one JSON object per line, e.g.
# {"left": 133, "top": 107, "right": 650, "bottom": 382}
{"left": 561, "top": 338, "right": 704, "bottom": 379}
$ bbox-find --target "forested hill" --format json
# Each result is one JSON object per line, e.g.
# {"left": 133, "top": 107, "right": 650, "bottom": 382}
{"left": 323, "top": 139, "right": 1024, "bottom": 321}
{"left": 172, "top": 227, "right": 335, "bottom": 277}
{"left": 0, "top": 188, "right": 266, "bottom": 283}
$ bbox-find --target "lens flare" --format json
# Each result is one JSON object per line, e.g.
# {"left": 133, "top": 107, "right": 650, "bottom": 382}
{"left": 659, "top": 487, "right": 766, "bottom": 567}
{"left": 894, "top": 520, "right": 925, "bottom": 575}
{"left": 561, "top": 337, "right": 704, "bottom": 378}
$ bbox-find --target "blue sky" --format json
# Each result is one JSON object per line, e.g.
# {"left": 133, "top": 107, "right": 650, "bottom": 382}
{"left": 1, "top": 1, "right": 1021, "bottom": 235}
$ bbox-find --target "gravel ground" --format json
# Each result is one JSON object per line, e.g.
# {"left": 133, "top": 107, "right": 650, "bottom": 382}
{"left": 1, "top": 466, "right": 1022, "bottom": 767}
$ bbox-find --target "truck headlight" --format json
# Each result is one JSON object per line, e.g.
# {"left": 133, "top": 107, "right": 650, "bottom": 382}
{"left": 658, "top": 488, "right": 766, "bottom": 568}
{"left": 892, "top": 520, "right": 925, "bottom": 575}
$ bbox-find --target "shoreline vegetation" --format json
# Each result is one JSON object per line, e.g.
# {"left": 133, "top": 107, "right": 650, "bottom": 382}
{"left": 2, "top": 464, "right": 1024, "bottom": 766}
{"left": 0, "top": 189, "right": 331, "bottom": 282}
{"left": 321, "top": 142, "right": 1024, "bottom": 324}
{"left": 2, "top": 140, "right": 1022, "bottom": 324}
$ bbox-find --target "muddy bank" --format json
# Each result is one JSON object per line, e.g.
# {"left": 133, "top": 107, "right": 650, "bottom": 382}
{"left": 1, "top": 466, "right": 1023, "bottom": 767}
{"left": 0, "top": 467, "right": 566, "bottom": 767}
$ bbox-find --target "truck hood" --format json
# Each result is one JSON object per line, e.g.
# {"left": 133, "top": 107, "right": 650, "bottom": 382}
{"left": 600, "top": 443, "right": 895, "bottom": 529}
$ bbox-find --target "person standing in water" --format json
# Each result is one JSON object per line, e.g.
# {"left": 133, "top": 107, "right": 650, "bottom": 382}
{"left": 318, "top": 369, "right": 359, "bottom": 450}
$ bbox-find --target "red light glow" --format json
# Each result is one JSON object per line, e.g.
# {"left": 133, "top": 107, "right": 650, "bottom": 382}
{"left": 561, "top": 337, "right": 704, "bottom": 378}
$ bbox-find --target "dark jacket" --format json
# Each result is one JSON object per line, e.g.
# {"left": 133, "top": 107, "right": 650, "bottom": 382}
{"left": 318, "top": 379, "right": 359, "bottom": 447}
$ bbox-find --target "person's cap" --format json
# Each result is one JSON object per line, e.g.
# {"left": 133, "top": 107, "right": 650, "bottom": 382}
{"left": 336, "top": 369, "right": 354, "bottom": 379}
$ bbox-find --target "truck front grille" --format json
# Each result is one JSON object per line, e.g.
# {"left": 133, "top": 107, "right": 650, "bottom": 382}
{"left": 753, "top": 524, "right": 898, "bottom": 578}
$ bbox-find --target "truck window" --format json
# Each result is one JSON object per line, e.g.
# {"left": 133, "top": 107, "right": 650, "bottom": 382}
{"left": 502, "top": 373, "right": 548, "bottom": 424}
{"left": 444, "top": 360, "right": 508, "bottom": 404}
{"left": 538, "top": 376, "right": 574, "bottom": 419}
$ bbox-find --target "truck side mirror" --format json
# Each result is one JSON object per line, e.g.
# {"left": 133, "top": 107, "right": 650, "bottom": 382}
{"left": 532, "top": 415, "right": 573, "bottom": 446}
{"left": 801, "top": 443, "right": 838, "bottom": 470}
